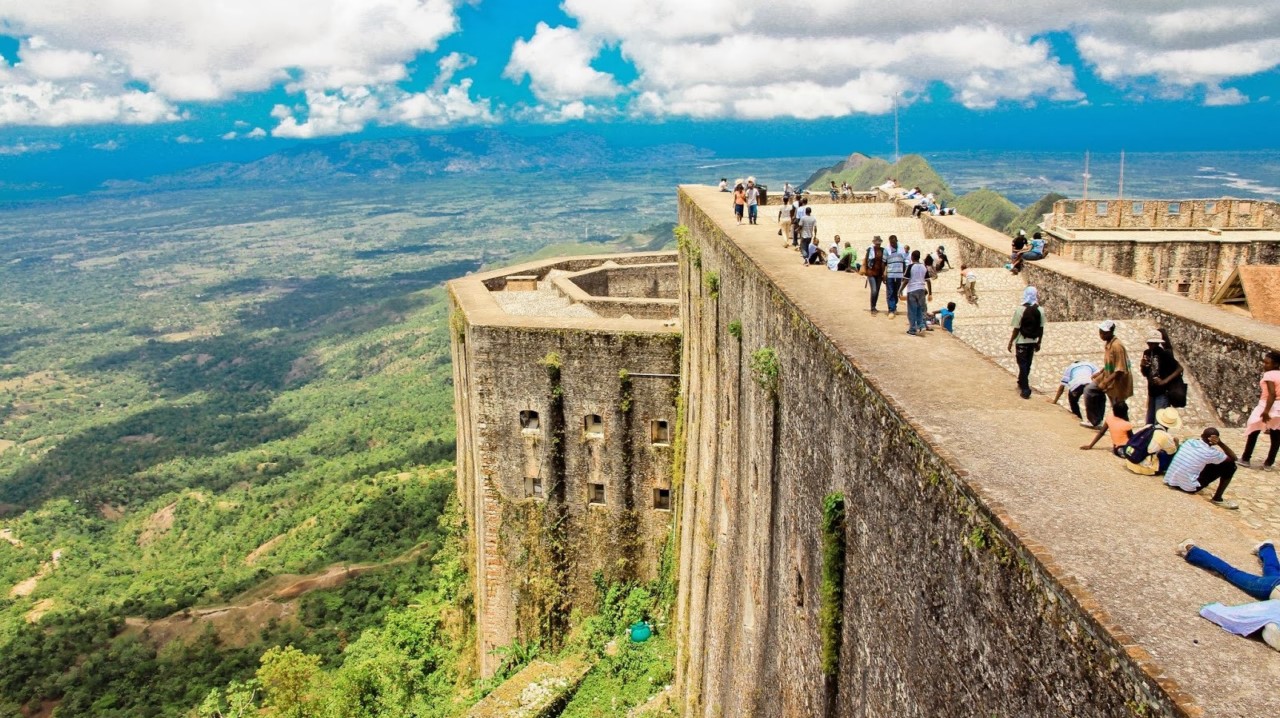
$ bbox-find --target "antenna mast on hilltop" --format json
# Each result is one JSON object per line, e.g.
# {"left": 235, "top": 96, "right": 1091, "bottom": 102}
{"left": 1118, "top": 150, "right": 1126, "bottom": 200}
{"left": 893, "top": 97, "right": 900, "bottom": 163}
{"left": 1082, "top": 151, "right": 1091, "bottom": 200}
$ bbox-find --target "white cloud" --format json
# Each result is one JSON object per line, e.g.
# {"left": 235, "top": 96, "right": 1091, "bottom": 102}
{"left": 92, "top": 139, "right": 121, "bottom": 151}
{"left": 220, "top": 131, "right": 237, "bottom": 140}
{"left": 271, "top": 81, "right": 493, "bottom": 138}
{"left": 174, "top": 134, "right": 201, "bottom": 144}
{"left": 505, "top": 22, "right": 622, "bottom": 103}
{"left": 247, "top": 127, "right": 267, "bottom": 138}
{"left": 1204, "top": 86, "right": 1250, "bottom": 106}
{"left": 0, "top": 140, "right": 60, "bottom": 155}
{"left": 0, "top": 0, "right": 478, "bottom": 131}
{"left": 506, "top": 0, "right": 1280, "bottom": 120}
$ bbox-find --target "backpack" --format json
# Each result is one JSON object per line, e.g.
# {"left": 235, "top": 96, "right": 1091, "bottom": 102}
{"left": 1120, "top": 424, "right": 1158, "bottom": 465}
{"left": 1018, "top": 304, "right": 1042, "bottom": 341}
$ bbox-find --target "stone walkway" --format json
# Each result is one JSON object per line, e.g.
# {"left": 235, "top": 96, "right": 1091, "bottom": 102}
{"left": 812, "top": 203, "right": 1276, "bottom": 535}
{"left": 690, "top": 185, "right": 1280, "bottom": 717}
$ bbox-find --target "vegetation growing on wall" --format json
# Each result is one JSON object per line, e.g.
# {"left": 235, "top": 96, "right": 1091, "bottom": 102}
{"left": 727, "top": 320, "right": 742, "bottom": 340}
{"left": 749, "top": 348, "right": 781, "bottom": 395}
{"left": 820, "top": 493, "right": 847, "bottom": 678}
{"left": 674, "top": 225, "right": 700, "bottom": 268}
{"left": 702, "top": 271, "right": 720, "bottom": 299}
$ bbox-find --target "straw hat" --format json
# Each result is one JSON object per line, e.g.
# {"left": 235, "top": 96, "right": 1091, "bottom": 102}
{"left": 1156, "top": 407, "right": 1182, "bottom": 431}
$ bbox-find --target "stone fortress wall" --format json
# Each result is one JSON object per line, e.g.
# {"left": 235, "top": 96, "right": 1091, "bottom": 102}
{"left": 1040, "top": 198, "right": 1280, "bottom": 302}
{"left": 449, "top": 253, "right": 680, "bottom": 677}
{"left": 917, "top": 203, "right": 1280, "bottom": 424}
{"left": 672, "top": 189, "right": 1197, "bottom": 718}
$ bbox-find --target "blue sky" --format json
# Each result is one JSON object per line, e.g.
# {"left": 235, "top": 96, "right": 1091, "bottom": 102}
{"left": 1, "top": 1, "right": 1278, "bottom": 194}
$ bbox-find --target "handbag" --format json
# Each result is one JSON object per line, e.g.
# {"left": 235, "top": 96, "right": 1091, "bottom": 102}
{"left": 1167, "top": 379, "right": 1188, "bottom": 408}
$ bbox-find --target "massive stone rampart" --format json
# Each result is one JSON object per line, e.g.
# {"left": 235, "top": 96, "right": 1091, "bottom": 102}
{"left": 673, "top": 188, "right": 1194, "bottom": 717}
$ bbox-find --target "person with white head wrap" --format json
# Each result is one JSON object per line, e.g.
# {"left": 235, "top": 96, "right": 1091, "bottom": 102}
{"left": 1007, "top": 285, "right": 1045, "bottom": 400}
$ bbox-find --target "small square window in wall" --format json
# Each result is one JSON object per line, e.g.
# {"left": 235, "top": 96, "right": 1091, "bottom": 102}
{"left": 528, "top": 477, "right": 544, "bottom": 499}
{"left": 651, "top": 420, "right": 671, "bottom": 444}
{"left": 1131, "top": 201, "right": 1144, "bottom": 215}
{"left": 584, "top": 414, "right": 604, "bottom": 437}
{"left": 1095, "top": 201, "right": 1108, "bottom": 216}
{"left": 519, "top": 410, "right": 540, "bottom": 430}
{"left": 1177, "top": 282, "right": 1191, "bottom": 294}
{"left": 1167, "top": 202, "right": 1181, "bottom": 215}
{"left": 653, "top": 488, "right": 671, "bottom": 510}
{"left": 589, "top": 483, "right": 606, "bottom": 505}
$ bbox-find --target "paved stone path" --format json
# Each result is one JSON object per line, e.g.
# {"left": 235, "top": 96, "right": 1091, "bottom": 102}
{"left": 690, "top": 186, "right": 1280, "bottom": 717}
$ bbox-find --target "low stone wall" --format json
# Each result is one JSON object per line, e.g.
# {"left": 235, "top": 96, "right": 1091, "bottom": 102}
{"left": 1049, "top": 198, "right": 1280, "bottom": 230}
{"left": 922, "top": 209, "right": 1280, "bottom": 424}
{"left": 566, "top": 263, "right": 679, "bottom": 300}
{"left": 673, "top": 189, "right": 1186, "bottom": 718}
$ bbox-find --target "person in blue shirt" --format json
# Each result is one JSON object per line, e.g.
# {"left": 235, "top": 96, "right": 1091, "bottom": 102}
{"left": 927, "top": 302, "right": 956, "bottom": 332}
{"left": 1012, "top": 231, "right": 1048, "bottom": 274}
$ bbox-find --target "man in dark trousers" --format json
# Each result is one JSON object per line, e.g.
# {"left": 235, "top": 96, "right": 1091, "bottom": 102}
{"left": 1006, "top": 286, "right": 1045, "bottom": 399}
{"left": 862, "top": 235, "right": 887, "bottom": 313}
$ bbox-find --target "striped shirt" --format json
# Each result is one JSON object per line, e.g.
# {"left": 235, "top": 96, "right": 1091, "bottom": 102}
{"left": 885, "top": 249, "right": 908, "bottom": 279}
{"left": 1164, "top": 438, "right": 1227, "bottom": 492}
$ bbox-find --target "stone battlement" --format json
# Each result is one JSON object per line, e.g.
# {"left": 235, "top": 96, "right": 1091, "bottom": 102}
{"left": 673, "top": 184, "right": 1279, "bottom": 717}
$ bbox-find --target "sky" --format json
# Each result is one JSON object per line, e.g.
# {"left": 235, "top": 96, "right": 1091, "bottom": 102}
{"left": 1, "top": 0, "right": 1279, "bottom": 193}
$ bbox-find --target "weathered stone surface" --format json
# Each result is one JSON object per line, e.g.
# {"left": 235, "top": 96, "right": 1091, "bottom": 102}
{"left": 466, "top": 656, "right": 592, "bottom": 718}
{"left": 451, "top": 254, "right": 679, "bottom": 677}
{"left": 922, "top": 209, "right": 1280, "bottom": 425}
{"left": 673, "top": 185, "right": 1280, "bottom": 718}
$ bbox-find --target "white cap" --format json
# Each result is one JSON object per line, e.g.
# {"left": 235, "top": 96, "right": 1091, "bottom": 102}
{"left": 1098, "top": 320, "right": 1116, "bottom": 332}
{"left": 1146, "top": 332, "right": 1164, "bottom": 344}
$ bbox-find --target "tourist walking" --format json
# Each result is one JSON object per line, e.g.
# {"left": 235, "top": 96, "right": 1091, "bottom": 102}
{"left": 863, "top": 236, "right": 887, "bottom": 313}
{"left": 745, "top": 180, "right": 760, "bottom": 225}
{"left": 1050, "top": 359, "right": 1099, "bottom": 419}
{"left": 1082, "top": 320, "right": 1132, "bottom": 427}
{"left": 1164, "top": 427, "right": 1239, "bottom": 509}
{"left": 884, "top": 235, "right": 907, "bottom": 317}
{"left": 1240, "top": 351, "right": 1280, "bottom": 471}
{"left": 1006, "top": 286, "right": 1045, "bottom": 399}
{"left": 901, "top": 250, "right": 932, "bottom": 336}
{"left": 733, "top": 183, "right": 746, "bottom": 224}
{"left": 1140, "top": 331, "right": 1184, "bottom": 425}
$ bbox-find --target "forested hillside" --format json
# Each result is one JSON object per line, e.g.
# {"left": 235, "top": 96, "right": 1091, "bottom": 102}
{"left": 0, "top": 168, "right": 688, "bottom": 717}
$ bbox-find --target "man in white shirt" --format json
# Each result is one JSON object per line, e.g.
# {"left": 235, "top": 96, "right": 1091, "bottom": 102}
{"left": 798, "top": 207, "right": 818, "bottom": 264}
{"left": 745, "top": 182, "right": 760, "bottom": 225}
{"left": 1165, "top": 428, "right": 1239, "bottom": 509}
{"left": 1049, "top": 360, "right": 1099, "bottom": 419}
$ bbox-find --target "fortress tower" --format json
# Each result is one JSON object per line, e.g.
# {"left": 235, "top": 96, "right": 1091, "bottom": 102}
{"left": 448, "top": 252, "right": 680, "bottom": 676}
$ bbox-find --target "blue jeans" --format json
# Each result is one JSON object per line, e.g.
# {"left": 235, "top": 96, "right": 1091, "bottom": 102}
{"left": 748, "top": 204, "right": 758, "bottom": 223}
{"left": 1186, "top": 544, "right": 1280, "bottom": 601}
{"left": 907, "top": 289, "right": 927, "bottom": 332}
{"left": 868, "top": 276, "right": 883, "bottom": 310}
{"left": 885, "top": 278, "right": 902, "bottom": 313}
{"left": 1145, "top": 392, "right": 1171, "bottom": 426}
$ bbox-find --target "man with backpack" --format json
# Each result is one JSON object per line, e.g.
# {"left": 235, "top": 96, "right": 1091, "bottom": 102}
{"left": 1122, "top": 407, "right": 1182, "bottom": 475}
{"left": 1006, "top": 286, "right": 1045, "bottom": 399}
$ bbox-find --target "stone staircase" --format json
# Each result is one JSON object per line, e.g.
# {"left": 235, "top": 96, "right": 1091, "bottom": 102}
{"left": 820, "top": 203, "right": 1222, "bottom": 428}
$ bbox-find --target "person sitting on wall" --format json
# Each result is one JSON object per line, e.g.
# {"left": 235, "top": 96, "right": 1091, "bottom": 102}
{"left": 1079, "top": 414, "right": 1134, "bottom": 457}
{"left": 1122, "top": 407, "right": 1182, "bottom": 476}
{"left": 837, "top": 241, "right": 858, "bottom": 272}
{"left": 719, "top": 178, "right": 729, "bottom": 192}
{"left": 1177, "top": 539, "right": 1280, "bottom": 653}
{"left": 1010, "top": 229, "right": 1028, "bottom": 266}
{"left": 1164, "top": 427, "right": 1239, "bottom": 510}
{"left": 826, "top": 239, "right": 842, "bottom": 271}
{"left": 1050, "top": 359, "right": 1100, "bottom": 419}
{"left": 782, "top": 182, "right": 794, "bottom": 203}
{"left": 877, "top": 178, "right": 898, "bottom": 193}
{"left": 829, "top": 180, "right": 839, "bottom": 201}
{"left": 1011, "top": 232, "right": 1047, "bottom": 274}
{"left": 926, "top": 302, "right": 957, "bottom": 333}
{"left": 934, "top": 247, "right": 952, "bottom": 272}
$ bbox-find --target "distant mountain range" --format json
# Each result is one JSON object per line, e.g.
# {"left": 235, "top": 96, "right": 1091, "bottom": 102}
{"left": 802, "top": 152, "right": 1064, "bottom": 236}
{"left": 102, "top": 130, "right": 714, "bottom": 192}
